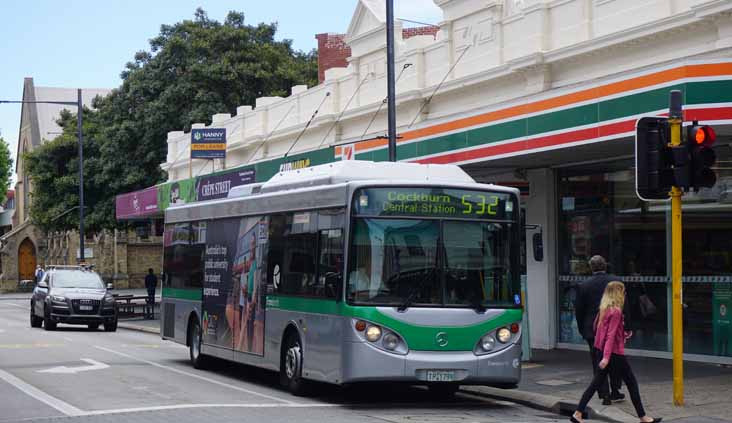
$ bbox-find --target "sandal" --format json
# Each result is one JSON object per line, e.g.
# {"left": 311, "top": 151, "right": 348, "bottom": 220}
{"left": 641, "top": 419, "right": 662, "bottom": 423}
{"left": 570, "top": 416, "right": 583, "bottom": 423}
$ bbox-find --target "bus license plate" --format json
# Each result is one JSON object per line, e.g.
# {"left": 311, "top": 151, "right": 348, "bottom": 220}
{"left": 80, "top": 305, "right": 93, "bottom": 311}
{"left": 426, "top": 370, "right": 455, "bottom": 382}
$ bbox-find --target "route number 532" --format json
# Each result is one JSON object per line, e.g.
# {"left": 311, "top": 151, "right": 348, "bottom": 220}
{"left": 461, "top": 194, "right": 499, "bottom": 215}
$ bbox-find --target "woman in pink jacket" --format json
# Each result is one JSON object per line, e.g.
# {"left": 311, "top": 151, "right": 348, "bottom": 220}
{"left": 571, "top": 281, "right": 661, "bottom": 423}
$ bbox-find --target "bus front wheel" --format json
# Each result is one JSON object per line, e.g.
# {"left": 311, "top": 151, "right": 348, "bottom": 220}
{"left": 189, "top": 318, "right": 209, "bottom": 369}
{"left": 281, "top": 334, "right": 308, "bottom": 396}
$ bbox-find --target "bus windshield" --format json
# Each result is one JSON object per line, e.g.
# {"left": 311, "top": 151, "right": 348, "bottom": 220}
{"left": 348, "top": 187, "right": 519, "bottom": 308}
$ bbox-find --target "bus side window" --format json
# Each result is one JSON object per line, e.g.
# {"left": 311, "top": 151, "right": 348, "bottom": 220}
{"left": 318, "top": 229, "right": 343, "bottom": 299}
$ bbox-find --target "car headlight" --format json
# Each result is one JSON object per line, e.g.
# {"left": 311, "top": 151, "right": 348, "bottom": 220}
{"left": 50, "top": 295, "right": 66, "bottom": 303}
{"left": 365, "top": 325, "right": 382, "bottom": 342}
{"left": 103, "top": 295, "right": 115, "bottom": 304}
{"left": 481, "top": 334, "right": 496, "bottom": 351}
{"left": 383, "top": 333, "right": 399, "bottom": 350}
{"left": 497, "top": 327, "right": 511, "bottom": 343}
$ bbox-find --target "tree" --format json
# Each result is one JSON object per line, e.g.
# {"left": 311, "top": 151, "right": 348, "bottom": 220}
{"left": 25, "top": 9, "right": 318, "bottom": 232}
{"left": 0, "top": 137, "right": 13, "bottom": 197}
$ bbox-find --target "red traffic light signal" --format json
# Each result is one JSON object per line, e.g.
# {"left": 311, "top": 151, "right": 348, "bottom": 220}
{"left": 690, "top": 125, "right": 716, "bottom": 147}
{"left": 686, "top": 122, "right": 717, "bottom": 189}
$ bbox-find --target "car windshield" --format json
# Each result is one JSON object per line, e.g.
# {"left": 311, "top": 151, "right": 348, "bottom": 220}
{"left": 52, "top": 271, "right": 105, "bottom": 289}
{"left": 347, "top": 218, "right": 516, "bottom": 307}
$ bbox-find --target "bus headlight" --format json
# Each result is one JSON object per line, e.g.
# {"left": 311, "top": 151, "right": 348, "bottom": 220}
{"left": 365, "top": 325, "right": 382, "bottom": 342}
{"left": 481, "top": 334, "right": 496, "bottom": 352}
{"left": 383, "top": 333, "right": 399, "bottom": 350}
{"left": 497, "top": 328, "right": 511, "bottom": 343}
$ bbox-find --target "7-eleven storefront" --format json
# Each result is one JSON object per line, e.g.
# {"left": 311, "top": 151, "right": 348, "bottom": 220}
{"left": 124, "top": 60, "right": 732, "bottom": 363}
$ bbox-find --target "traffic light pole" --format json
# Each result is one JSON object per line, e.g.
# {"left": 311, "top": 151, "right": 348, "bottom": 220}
{"left": 668, "top": 90, "right": 684, "bottom": 406}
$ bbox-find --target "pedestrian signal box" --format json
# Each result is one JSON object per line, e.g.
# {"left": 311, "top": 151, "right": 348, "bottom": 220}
{"left": 635, "top": 117, "right": 671, "bottom": 201}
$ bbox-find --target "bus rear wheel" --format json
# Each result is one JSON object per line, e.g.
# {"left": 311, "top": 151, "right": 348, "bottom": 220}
{"left": 281, "top": 333, "right": 308, "bottom": 396}
{"left": 189, "top": 318, "right": 209, "bottom": 369}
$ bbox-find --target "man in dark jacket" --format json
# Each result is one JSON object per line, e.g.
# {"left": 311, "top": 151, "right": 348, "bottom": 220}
{"left": 574, "top": 255, "right": 624, "bottom": 405}
{"left": 144, "top": 268, "right": 158, "bottom": 319}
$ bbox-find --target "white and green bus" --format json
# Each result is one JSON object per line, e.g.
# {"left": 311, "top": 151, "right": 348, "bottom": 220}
{"left": 161, "top": 160, "right": 523, "bottom": 395}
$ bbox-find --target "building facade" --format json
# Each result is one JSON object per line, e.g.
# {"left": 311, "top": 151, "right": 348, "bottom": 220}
{"left": 0, "top": 79, "right": 162, "bottom": 290}
{"left": 121, "top": 0, "right": 732, "bottom": 362}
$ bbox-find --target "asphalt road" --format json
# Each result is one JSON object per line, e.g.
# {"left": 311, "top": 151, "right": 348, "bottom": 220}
{"left": 0, "top": 299, "right": 562, "bottom": 423}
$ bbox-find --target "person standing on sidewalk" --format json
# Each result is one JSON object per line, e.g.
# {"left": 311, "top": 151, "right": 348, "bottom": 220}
{"left": 144, "top": 268, "right": 158, "bottom": 319}
{"left": 574, "top": 255, "right": 624, "bottom": 405}
{"left": 571, "top": 282, "right": 661, "bottom": 423}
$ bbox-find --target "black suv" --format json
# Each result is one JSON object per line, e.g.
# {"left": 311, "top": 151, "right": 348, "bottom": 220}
{"left": 30, "top": 266, "right": 118, "bottom": 331}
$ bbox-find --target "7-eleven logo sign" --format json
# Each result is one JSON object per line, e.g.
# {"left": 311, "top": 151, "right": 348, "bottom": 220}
{"left": 342, "top": 143, "right": 355, "bottom": 160}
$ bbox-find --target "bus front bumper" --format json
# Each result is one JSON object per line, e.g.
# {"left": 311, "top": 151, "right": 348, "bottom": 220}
{"left": 341, "top": 341, "right": 521, "bottom": 386}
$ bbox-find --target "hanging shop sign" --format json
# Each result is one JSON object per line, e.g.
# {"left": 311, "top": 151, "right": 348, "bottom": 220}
{"left": 191, "top": 128, "right": 227, "bottom": 159}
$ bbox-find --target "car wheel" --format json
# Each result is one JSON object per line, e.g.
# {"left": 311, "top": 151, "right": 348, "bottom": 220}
{"left": 280, "top": 333, "right": 308, "bottom": 396}
{"left": 88, "top": 323, "right": 100, "bottom": 330}
{"left": 30, "top": 302, "right": 43, "bottom": 328}
{"left": 189, "top": 318, "right": 209, "bottom": 369}
{"left": 43, "top": 306, "right": 56, "bottom": 331}
{"left": 104, "top": 319, "right": 117, "bottom": 332}
{"left": 427, "top": 384, "right": 460, "bottom": 398}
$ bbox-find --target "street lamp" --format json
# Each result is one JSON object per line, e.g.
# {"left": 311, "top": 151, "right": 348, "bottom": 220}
{"left": 0, "top": 89, "right": 87, "bottom": 262}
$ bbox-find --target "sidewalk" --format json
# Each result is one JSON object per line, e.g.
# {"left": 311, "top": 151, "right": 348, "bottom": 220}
{"left": 465, "top": 348, "right": 732, "bottom": 423}
{"left": 117, "top": 316, "right": 160, "bottom": 334}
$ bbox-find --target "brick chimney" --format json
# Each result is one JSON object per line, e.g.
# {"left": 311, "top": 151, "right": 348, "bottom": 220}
{"left": 315, "top": 27, "right": 439, "bottom": 84}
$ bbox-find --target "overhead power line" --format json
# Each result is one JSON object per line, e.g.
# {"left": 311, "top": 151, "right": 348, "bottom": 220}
{"left": 284, "top": 91, "right": 331, "bottom": 158}
{"left": 407, "top": 45, "right": 471, "bottom": 129}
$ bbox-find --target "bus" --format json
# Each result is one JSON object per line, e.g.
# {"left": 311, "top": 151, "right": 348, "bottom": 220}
{"left": 161, "top": 160, "right": 524, "bottom": 396}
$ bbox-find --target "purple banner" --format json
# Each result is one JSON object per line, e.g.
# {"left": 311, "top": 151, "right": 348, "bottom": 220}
{"left": 116, "top": 186, "right": 159, "bottom": 219}
{"left": 196, "top": 168, "right": 256, "bottom": 202}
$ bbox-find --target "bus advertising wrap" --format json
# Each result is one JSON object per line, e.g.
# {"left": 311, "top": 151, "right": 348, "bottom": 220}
{"left": 202, "top": 216, "right": 266, "bottom": 355}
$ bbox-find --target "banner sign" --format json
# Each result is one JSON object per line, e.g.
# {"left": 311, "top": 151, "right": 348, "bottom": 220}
{"left": 202, "top": 216, "right": 267, "bottom": 355}
{"left": 115, "top": 186, "right": 159, "bottom": 219}
{"left": 196, "top": 168, "right": 256, "bottom": 202}
{"left": 191, "top": 128, "right": 226, "bottom": 159}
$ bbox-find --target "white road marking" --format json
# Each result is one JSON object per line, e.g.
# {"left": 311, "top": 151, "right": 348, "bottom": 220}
{"left": 82, "top": 403, "right": 338, "bottom": 416}
{"left": 38, "top": 358, "right": 109, "bottom": 374}
{"left": 3, "top": 302, "right": 27, "bottom": 308}
{"left": 0, "top": 368, "right": 85, "bottom": 416}
{"left": 63, "top": 337, "right": 73, "bottom": 342}
{"left": 94, "top": 345, "right": 298, "bottom": 405}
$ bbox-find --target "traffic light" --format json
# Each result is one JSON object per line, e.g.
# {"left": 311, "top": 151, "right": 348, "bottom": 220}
{"left": 687, "top": 122, "right": 717, "bottom": 189}
{"left": 636, "top": 117, "right": 672, "bottom": 200}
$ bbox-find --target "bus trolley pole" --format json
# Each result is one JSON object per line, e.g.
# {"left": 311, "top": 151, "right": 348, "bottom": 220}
{"left": 668, "top": 90, "right": 684, "bottom": 406}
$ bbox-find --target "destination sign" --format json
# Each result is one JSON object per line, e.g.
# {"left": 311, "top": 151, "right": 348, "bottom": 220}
{"left": 352, "top": 188, "right": 515, "bottom": 220}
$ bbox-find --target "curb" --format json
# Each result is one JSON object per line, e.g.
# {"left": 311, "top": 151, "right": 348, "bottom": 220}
{"left": 460, "top": 386, "right": 633, "bottom": 423}
{"left": 117, "top": 322, "right": 160, "bottom": 334}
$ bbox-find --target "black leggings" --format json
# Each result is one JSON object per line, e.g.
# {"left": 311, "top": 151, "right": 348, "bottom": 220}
{"left": 577, "top": 349, "right": 646, "bottom": 418}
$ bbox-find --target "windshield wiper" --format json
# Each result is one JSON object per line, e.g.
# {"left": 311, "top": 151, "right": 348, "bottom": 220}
{"left": 396, "top": 268, "right": 434, "bottom": 312}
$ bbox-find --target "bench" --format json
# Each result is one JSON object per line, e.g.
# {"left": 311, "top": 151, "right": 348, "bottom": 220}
{"left": 18, "top": 280, "right": 35, "bottom": 292}
{"left": 114, "top": 294, "right": 158, "bottom": 319}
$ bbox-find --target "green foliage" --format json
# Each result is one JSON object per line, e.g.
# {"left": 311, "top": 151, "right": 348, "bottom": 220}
{"left": 24, "top": 8, "right": 318, "bottom": 232}
{"left": 0, "top": 137, "right": 13, "bottom": 197}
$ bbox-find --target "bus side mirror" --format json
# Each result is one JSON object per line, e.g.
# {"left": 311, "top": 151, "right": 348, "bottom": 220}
{"left": 532, "top": 232, "right": 544, "bottom": 262}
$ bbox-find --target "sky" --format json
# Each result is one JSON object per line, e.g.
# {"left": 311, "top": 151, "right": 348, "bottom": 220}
{"left": 0, "top": 0, "right": 442, "bottom": 178}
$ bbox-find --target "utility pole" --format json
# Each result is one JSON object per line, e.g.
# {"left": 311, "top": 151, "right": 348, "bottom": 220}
{"left": 1, "top": 91, "right": 86, "bottom": 262}
{"left": 386, "top": 0, "right": 397, "bottom": 162}
{"left": 77, "top": 89, "right": 85, "bottom": 263}
{"left": 668, "top": 90, "right": 684, "bottom": 406}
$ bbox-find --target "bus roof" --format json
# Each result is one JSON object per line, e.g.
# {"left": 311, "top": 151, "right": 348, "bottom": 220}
{"left": 257, "top": 161, "right": 475, "bottom": 195}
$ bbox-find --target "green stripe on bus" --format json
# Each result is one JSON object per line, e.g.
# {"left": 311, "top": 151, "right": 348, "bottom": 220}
{"left": 265, "top": 295, "right": 522, "bottom": 351}
{"left": 162, "top": 287, "right": 202, "bottom": 301}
